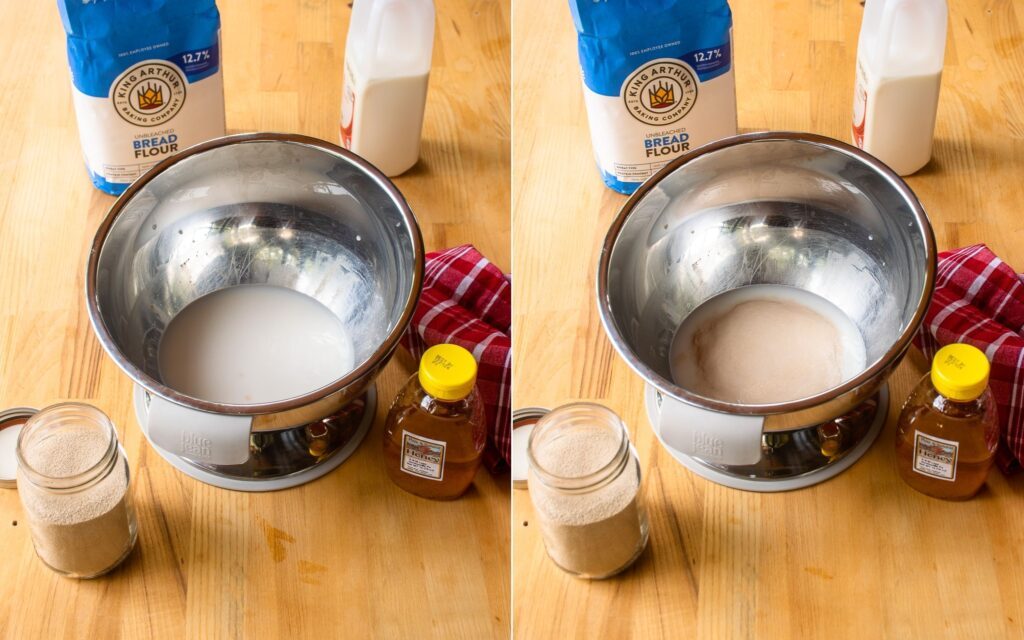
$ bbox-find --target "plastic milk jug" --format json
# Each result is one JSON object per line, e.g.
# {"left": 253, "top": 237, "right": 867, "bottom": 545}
{"left": 852, "top": 0, "right": 947, "bottom": 176}
{"left": 340, "top": 0, "right": 435, "bottom": 177}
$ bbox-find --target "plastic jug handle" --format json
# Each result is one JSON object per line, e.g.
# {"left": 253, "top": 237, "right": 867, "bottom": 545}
{"left": 656, "top": 393, "right": 765, "bottom": 466}
{"left": 146, "top": 394, "right": 253, "bottom": 465}
{"left": 876, "top": 0, "right": 903, "bottom": 67}
{"left": 364, "top": 0, "right": 389, "bottom": 69}
{"left": 364, "top": 0, "right": 434, "bottom": 71}
{"left": 876, "top": 0, "right": 946, "bottom": 66}
{"left": 366, "top": 0, "right": 423, "bottom": 70}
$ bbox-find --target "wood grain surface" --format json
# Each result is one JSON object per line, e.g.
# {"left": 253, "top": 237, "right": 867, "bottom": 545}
{"left": 0, "top": 1, "right": 510, "bottom": 639}
{"left": 513, "top": 0, "right": 1024, "bottom": 638}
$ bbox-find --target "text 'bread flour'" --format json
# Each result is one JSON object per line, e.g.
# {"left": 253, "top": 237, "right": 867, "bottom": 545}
{"left": 569, "top": 0, "right": 738, "bottom": 194}
{"left": 58, "top": 0, "right": 226, "bottom": 195}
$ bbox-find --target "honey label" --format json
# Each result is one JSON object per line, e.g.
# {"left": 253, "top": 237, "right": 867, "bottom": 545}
{"left": 400, "top": 431, "right": 446, "bottom": 481}
{"left": 912, "top": 430, "right": 958, "bottom": 482}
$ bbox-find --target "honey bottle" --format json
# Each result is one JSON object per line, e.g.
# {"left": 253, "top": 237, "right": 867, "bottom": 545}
{"left": 894, "top": 344, "right": 999, "bottom": 500}
{"left": 383, "top": 344, "right": 486, "bottom": 499}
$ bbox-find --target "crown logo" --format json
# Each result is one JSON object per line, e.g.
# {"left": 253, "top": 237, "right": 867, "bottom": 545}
{"left": 136, "top": 82, "right": 164, "bottom": 110}
{"left": 648, "top": 81, "right": 675, "bottom": 109}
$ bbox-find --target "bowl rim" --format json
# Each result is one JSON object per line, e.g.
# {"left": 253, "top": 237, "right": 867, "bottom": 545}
{"left": 85, "top": 131, "right": 425, "bottom": 416}
{"left": 596, "top": 130, "right": 937, "bottom": 416}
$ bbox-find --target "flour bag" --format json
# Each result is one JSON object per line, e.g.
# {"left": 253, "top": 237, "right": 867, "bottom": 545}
{"left": 570, "top": 0, "right": 737, "bottom": 194}
{"left": 58, "top": 0, "right": 226, "bottom": 195}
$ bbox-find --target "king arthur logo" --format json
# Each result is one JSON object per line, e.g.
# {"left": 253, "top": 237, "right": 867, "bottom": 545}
{"left": 622, "top": 58, "right": 698, "bottom": 125}
{"left": 112, "top": 60, "right": 186, "bottom": 127}
{"left": 648, "top": 81, "right": 675, "bottom": 109}
{"left": 136, "top": 82, "right": 164, "bottom": 110}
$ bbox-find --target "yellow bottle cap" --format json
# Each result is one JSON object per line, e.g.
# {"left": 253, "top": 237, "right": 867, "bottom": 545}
{"left": 419, "top": 344, "right": 477, "bottom": 401}
{"left": 931, "top": 343, "right": 990, "bottom": 402}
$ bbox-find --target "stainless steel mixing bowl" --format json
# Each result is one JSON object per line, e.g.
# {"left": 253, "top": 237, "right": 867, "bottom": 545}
{"left": 597, "top": 132, "right": 936, "bottom": 481}
{"left": 86, "top": 133, "right": 423, "bottom": 475}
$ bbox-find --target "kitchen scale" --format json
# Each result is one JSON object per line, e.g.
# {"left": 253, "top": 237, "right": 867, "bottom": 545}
{"left": 644, "top": 384, "right": 888, "bottom": 491}
{"left": 133, "top": 385, "right": 375, "bottom": 491}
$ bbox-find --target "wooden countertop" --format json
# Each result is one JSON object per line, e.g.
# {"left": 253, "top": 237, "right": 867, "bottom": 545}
{"left": 513, "top": 0, "right": 1024, "bottom": 638}
{"left": 0, "top": 1, "right": 509, "bottom": 638}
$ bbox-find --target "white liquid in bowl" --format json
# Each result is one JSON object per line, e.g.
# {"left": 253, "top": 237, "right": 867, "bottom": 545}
{"left": 669, "top": 285, "right": 867, "bottom": 405}
{"left": 158, "top": 285, "right": 356, "bottom": 405}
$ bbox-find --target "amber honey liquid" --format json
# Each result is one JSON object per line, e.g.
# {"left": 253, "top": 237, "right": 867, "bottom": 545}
{"left": 382, "top": 381, "right": 486, "bottom": 500}
{"left": 894, "top": 385, "right": 998, "bottom": 500}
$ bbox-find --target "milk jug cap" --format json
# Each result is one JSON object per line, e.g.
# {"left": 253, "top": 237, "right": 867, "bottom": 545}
{"left": 931, "top": 343, "right": 989, "bottom": 402}
{"left": 419, "top": 344, "right": 477, "bottom": 401}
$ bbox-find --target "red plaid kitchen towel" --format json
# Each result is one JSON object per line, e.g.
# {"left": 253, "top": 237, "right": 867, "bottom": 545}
{"left": 401, "top": 245, "right": 511, "bottom": 472}
{"left": 914, "top": 244, "right": 1024, "bottom": 474}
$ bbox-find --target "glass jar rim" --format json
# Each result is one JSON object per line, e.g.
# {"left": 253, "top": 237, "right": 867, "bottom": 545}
{"left": 15, "top": 402, "right": 119, "bottom": 492}
{"left": 526, "top": 402, "right": 631, "bottom": 492}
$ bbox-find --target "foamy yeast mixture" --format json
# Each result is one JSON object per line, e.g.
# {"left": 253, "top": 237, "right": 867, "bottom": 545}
{"left": 159, "top": 285, "right": 356, "bottom": 405}
{"left": 670, "top": 285, "right": 867, "bottom": 404}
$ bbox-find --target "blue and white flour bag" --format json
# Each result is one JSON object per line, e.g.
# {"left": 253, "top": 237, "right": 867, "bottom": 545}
{"left": 58, "top": 0, "right": 226, "bottom": 195}
{"left": 569, "top": 0, "right": 737, "bottom": 194}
